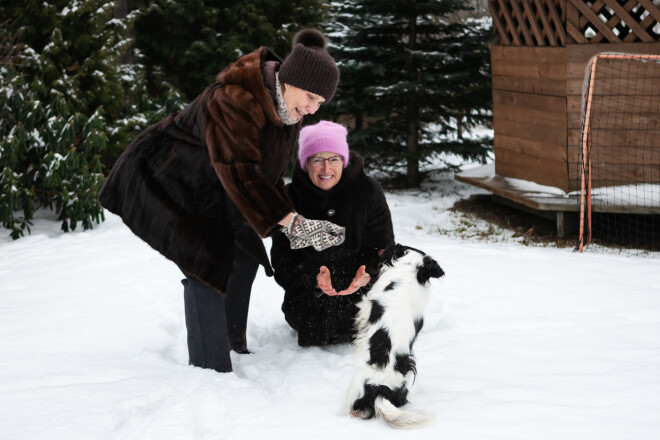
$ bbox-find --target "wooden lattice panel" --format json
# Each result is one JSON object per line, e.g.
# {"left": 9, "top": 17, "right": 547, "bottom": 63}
{"left": 490, "top": 0, "right": 660, "bottom": 46}
{"left": 568, "top": 0, "right": 660, "bottom": 43}
{"left": 490, "top": 0, "right": 567, "bottom": 46}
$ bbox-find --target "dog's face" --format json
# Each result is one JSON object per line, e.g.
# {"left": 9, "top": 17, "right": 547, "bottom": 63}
{"left": 379, "top": 244, "right": 444, "bottom": 285}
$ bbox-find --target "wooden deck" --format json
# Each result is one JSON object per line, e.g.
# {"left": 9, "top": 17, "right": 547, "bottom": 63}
{"left": 455, "top": 164, "right": 660, "bottom": 237}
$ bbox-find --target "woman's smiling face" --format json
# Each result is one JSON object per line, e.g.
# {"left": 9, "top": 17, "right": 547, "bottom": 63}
{"left": 306, "top": 152, "right": 344, "bottom": 191}
{"left": 282, "top": 84, "right": 326, "bottom": 122}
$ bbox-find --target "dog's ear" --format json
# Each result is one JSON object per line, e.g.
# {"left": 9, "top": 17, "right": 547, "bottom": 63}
{"left": 379, "top": 243, "right": 407, "bottom": 268}
{"left": 417, "top": 256, "right": 444, "bottom": 285}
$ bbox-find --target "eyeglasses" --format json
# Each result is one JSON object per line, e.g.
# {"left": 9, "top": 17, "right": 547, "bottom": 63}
{"left": 309, "top": 156, "right": 343, "bottom": 167}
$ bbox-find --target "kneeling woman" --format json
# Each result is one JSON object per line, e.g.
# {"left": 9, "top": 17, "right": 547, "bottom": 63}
{"left": 271, "top": 121, "right": 395, "bottom": 346}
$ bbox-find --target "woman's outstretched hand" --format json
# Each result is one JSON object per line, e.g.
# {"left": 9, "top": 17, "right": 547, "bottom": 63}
{"left": 336, "top": 265, "right": 370, "bottom": 296}
{"left": 317, "top": 265, "right": 370, "bottom": 296}
{"left": 316, "top": 266, "right": 338, "bottom": 296}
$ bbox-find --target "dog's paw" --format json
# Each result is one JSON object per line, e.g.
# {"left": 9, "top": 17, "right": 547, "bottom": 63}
{"left": 350, "top": 409, "right": 373, "bottom": 419}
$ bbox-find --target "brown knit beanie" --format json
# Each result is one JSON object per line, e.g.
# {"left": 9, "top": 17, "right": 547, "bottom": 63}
{"left": 279, "top": 29, "right": 340, "bottom": 102}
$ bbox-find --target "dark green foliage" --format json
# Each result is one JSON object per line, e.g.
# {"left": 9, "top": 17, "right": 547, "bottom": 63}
{"left": 324, "top": 0, "right": 493, "bottom": 187}
{"left": 0, "top": 0, "right": 185, "bottom": 239}
{"left": 128, "top": 0, "right": 328, "bottom": 100}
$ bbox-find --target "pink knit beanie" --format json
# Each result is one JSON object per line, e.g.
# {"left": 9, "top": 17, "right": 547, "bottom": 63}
{"left": 298, "top": 121, "right": 349, "bottom": 169}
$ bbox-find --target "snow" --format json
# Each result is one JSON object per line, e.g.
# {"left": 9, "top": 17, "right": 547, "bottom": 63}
{"left": 584, "top": 184, "right": 660, "bottom": 206}
{"left": 459, "top": 163, "right": 568, "bottom": 197}
{"left": 1, "top": 173, "right": 659, "bottom": 439}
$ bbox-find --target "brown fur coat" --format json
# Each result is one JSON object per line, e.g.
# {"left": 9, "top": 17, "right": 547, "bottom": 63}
{"left": 99, "top": 47, "right": 300, "bottom": 293}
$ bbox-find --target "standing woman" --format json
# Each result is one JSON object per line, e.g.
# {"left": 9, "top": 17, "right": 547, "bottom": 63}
{"left": 270, "top": 121, "right": 395, "bottom": 347}
{"left": 99, "top": 30, "right": 345, "bottom": 373}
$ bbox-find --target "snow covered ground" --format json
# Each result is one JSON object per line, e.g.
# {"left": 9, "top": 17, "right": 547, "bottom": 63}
{"left": 1, "top": 172, "right": 659, "bottom": 440}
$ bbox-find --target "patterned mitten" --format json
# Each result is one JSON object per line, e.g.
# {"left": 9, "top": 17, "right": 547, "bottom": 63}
{"left": 283, "top": 214, "right": 346, "bottom": 251}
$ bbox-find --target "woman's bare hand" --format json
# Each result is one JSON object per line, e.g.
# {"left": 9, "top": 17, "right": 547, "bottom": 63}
{"left": 336, "top": 265, "right": 370, "bottom": 296}
{"left": 317, "top": 266, "right": 338, "bottom": 296}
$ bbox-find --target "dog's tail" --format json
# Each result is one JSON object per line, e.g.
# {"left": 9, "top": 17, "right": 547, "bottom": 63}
{"left": 375, "top": 397, "right": 433, "bottom": 429}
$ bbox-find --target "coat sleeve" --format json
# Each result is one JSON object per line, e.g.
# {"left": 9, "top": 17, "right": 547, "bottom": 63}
{"left": 204, "top": 84, "right": 293, "bottom": 237}
{"left": 365, "top": 177, "right": 395, "bottom": 250}
{"left": 270, "top": 231, "right": 319, "bottom": 292}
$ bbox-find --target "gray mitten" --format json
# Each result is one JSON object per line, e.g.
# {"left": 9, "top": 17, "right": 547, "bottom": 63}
{"left": 283, "top": 214, "right": 346, "bottom": 251}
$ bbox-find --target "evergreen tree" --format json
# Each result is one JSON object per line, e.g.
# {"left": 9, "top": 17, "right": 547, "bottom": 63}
{"left": 128, "top": 0, "right": 328, "bottom": 100}
{"left": 0, "top": 0, "right": 184, "bottom": 239}
{"left": 325, "top": 0, "right": 492, "bottom": 187}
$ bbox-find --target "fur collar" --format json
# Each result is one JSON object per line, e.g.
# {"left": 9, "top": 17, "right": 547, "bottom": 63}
{"left": 216, "top": 47, "right": 282, "bottom": 126}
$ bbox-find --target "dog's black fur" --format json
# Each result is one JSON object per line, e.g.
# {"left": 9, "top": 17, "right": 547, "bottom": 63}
{"left": 343, "top": 244, "right": 444, "bottom": 428}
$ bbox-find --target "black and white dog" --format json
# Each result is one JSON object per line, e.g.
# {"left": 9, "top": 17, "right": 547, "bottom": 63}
{"left": 342, "top": 244, "right": 444, "bottom": 429}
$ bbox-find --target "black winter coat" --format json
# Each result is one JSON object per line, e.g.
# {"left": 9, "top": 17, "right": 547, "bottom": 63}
{"left": 270, "top": 151, "right": 394, "bottom": 346}
{"left": 99, "top": 48, "right": 299, "bottom": 293}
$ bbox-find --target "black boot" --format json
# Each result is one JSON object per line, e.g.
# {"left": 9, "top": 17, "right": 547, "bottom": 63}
{"left": 182, "top": 276, "right": 233, "bottom": 373}
{"left": 224, "top": 246, "right": 259, "bottom": 354}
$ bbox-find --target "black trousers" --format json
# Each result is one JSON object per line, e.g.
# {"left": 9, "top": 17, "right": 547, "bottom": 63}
{"left": 181, "top": 246, "right": 259, "bottom": 372}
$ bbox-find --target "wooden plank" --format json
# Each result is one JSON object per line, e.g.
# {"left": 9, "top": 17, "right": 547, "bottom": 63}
{"left": 495, "top": 132, "right": 568, "bottom": 161}
{"left": 568, "top": 127, "right": 583, "bottom": 148}
{"left": 564, "top": 95, "right": 659, "bottom": 117}
{"left": 585, "top": 94, "right": 660, "bottom": 113}
{"left": 567, "top": 95, "right": 583, "bottom": 113}
{"left": 495, "top": 149, "right": 569, "bottom": 191}
{"left": 492, "top": 61, "right": 567, "bottom": 80}
{"left": 455, "top": 165, "right": 660, "bottom": 213}
{"left": 589, "top": 163, "right": 660, "bottom": 185}
{"left": 569, "top": 111, "right": 660, "bottom": 130}
{"left": 493, "top": 74, "right": 567, "bottom": 96}
{"left": 496, "top": 147, "right": 568, "bottom": 176}
{"left": 589, "top": 113, "right": 660, "bottom": 129}
{"left": 568, "top": 128, "right": 660, "bottom": 148}
{"left": 570, "top": 110, "right": 649, "bottom": 130}
{"left": 568, "top": 60, "right": 660, "bottom": 80}
{"left": 590, "top": 146, "right": 660, "bottom": 164}
{"left": 566, "top": 77, "right": 660, "bottom": 96}
{"left": 566, "top": 141, "right": 581, "bottom": 162}
{"left": 493, "top": 102, "right": 567, "bottom": 129}
{"left": 455, "top": 165, "right": 577, "bottom": 210}
{"left": 593, "top": 59, "right": 660, "bottom": 79}
{"left": 591, "top": 77, "right": 660, "bottom": 94}
{"left": 565, "top": 42, "right": 660, "bottom": 62}
{"left": 567, "top": 162, "right": 581, "bottom": 190}
{"left": 566, "top": 60, "right": 592, "bottom": 80}
{"left": 490, "top": 45, "right": 565, "bottom": 63}
{"left": 567, "top": 78, "right": 587, "bottom": 95}
{"left": 590, "top": 130, "right": 660, "bottom": 148}
{"left": 493, "top": 89, "right": 566, "bottom": 112}
{"left": 495, "top": 163, "right": 568, "bottom": 193}
{"left": 495, "top": 118, "right": 567, "bottom": 145}
{"left": 567, "top": 109, "right": 583, "bottom": 129}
